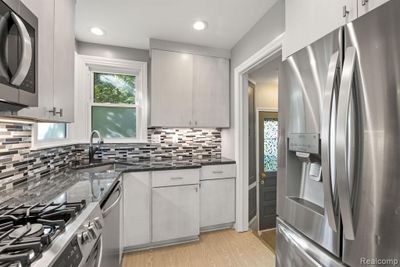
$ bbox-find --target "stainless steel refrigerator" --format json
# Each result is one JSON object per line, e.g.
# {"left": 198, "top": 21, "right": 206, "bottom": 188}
{"left": 277, "top": 1, "right": 400, "bottom": 266}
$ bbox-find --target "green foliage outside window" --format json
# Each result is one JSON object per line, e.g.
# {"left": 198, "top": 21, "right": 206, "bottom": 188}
{"left": 94, "top": 73, "right": 136, "bottom": 104}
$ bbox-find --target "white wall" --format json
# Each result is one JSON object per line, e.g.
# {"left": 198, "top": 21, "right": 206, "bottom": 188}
{"left": 255, "top": 82, "right": 278, "bottom": 109}
{"left": 221, "top": 0, "right": 285, "bottom": 159}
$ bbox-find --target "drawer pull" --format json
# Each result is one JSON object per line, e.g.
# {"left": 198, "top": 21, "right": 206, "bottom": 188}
{"left": 212, "top": 171, "right": 224, "bottom": 174}
{"left": 170, "top": 177, "right": 184, "bottom": 180}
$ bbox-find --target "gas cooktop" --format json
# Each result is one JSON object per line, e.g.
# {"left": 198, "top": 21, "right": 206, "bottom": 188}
{"left": 0, "top": 201, "right": 86, "bottom": 267}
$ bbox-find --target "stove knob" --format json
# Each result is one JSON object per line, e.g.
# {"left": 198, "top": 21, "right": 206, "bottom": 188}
{"left": 93, "top": 217, "right": 103, "bottom": 230}
{"left": 87, "top": 226, "right": 97, "bottom": 240}
{"left": 80, "top": 231, "right": 91, "bottom": 244}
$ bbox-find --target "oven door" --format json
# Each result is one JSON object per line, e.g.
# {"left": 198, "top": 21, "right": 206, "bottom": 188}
{"left": 84, "top": 236, "right": 103, "bottom": 267}
{"left": 0, "top": 0, "right": 37, "bottom": 108}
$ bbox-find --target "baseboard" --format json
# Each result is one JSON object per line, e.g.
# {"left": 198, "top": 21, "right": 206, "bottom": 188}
{"left": 200, "top": 222, "right": 235, "bottom": 233}
{"left": 123, "top": 235, "right": 200, "bottom": 253}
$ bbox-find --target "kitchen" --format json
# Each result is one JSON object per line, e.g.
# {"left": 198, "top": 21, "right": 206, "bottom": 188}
{"left": 0, "top": 0, "right": 399, "bottom": 266}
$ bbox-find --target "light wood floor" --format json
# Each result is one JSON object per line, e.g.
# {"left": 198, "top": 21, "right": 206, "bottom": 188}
{"left": 122, "top": 229, "right": 275, "bottom": 267}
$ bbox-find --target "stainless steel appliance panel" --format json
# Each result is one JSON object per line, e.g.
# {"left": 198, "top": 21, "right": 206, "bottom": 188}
{"left": 278, "top": 28, "right": 342, "bottom": 257}
{"left": 340, "top": 1, "right": 400, "bottom": 265}
{"left": 101, "top": 179, "right": 123, "bottom": 267}
{"left": 276, "top": 217, "right": 343, "bottom": 267}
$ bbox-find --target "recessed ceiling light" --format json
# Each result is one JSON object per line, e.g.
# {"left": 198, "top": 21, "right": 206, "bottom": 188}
{"left": 193, "top": 20, "right": 208, "bottom": 31}
{"left": 90, "top": 27, "right": 105, "bottom": 36}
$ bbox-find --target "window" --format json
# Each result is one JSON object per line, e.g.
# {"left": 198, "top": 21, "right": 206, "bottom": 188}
{"left": 37, "top": 123, "right": 67, "bottom": 141}
{"left": 91, "top": 72, "right": 139, "bottom": 139}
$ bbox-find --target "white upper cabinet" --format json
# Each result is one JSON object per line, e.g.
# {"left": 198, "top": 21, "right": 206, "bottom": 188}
{"left": 53, "top": 0, "right": 75, "bottom": 122}
{"left": 150, "top": 49, "right": 230, "bottom": 128}
{"left": 284, "top": 0, "right": 357, "bottom": 58}
{"left": 192, "top": 55, "right": 230, "bottom": 128}
{"left": 358, "top": 0, "right": 391, "bottom": 16}
{"left": 151, "top": 49, "right": 194, "bottom": 127}
{"left": 18, "top": 0, "right": 75, "bottom": 122}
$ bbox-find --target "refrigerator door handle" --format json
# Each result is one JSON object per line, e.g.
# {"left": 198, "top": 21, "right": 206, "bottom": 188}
{"left": 336, "top": 46, "right": 357, "bottom": 240}
{"left": 321, "top": 51, "right": 340, "bottom": 232}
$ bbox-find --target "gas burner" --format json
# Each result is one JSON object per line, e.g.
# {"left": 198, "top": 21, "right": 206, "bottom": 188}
{"left": 0, "top": 200, "right": 86, "bottom": 267}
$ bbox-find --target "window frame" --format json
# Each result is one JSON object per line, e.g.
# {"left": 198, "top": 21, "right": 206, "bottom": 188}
{"left": 83, "top": 56, "right": 148, "bottom": 143}
{"left": 90, "top": 71, "right": 139, "bottom": 140}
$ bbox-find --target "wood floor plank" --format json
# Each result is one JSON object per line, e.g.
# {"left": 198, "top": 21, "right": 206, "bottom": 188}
{"left": 122, "top": 229, "right": 275, "bottom": 267}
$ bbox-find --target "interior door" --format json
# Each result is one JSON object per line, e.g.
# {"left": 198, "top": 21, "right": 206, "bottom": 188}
{"left": 259, "top": 111, "right": 278, "bottom": 230}
{"left": 248, "top": 82, "right": 257, "bottom": 223}
{"left": 341, "top": 1, "right": 400, "bottom": 266}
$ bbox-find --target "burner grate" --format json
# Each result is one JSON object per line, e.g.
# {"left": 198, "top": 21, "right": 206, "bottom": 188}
{"left": 0, "top": 200, "right": 86, "bottom": 267}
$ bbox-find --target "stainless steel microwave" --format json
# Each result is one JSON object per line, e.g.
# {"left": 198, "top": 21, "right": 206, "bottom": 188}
{"left": 0, "top": 0, "right": 37, "bottom": 111}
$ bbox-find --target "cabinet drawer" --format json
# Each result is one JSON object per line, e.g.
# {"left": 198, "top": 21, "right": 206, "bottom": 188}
{"left": 201, "top": 164, "right": 236, "bottom": 180}
{"left": 152, "top": 169, "right": 200, "bottom": 187}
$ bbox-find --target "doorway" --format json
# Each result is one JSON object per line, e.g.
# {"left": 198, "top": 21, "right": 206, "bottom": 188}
{"left": 246, "top": 51, "right": 281, "bottom": 252}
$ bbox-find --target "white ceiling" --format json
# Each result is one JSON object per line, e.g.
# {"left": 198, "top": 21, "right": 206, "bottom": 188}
{"left": 75, "top": 0, "right": 279, "bottom": 50}
{"left": 248, "top": 55, "right": 281, "bottom": 85}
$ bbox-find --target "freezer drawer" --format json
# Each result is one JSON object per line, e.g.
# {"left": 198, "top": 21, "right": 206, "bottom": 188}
{"left": 276, "top": 217, "right": 343, "bottom": 267}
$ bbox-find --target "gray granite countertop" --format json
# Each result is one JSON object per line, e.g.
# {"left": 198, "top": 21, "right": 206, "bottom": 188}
{"left": 0, "top": 157, "right": 235, "bottom": 207}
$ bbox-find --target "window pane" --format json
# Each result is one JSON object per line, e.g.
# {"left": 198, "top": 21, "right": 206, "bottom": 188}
{"left": 37, "top": 123, "right": 67, "bottom": 141}
{"left": 94, "top": 73, "right": 136, "bottom": 104}
{"left": 92, "top": 106, "right": 136, "bottom": 138}
{"left": 264, "top": 118, "right": 278, "bottom": 172}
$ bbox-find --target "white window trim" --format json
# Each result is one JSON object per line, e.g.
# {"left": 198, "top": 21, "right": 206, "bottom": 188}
{"left": 77, "top": 55, "right": 148, "bottom": 143}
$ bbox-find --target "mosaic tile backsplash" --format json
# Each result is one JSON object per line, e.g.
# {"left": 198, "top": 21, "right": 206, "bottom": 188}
{"left": 0, "top": 123, "right": 221, "bottom": 190}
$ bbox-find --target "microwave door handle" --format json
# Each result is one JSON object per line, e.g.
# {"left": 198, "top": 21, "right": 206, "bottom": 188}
{"left": 0, "top": 13, "right": 10, "bottom": 81}
{"left": 336, "top": 46, "right": 357, "bottom": 240}
{"left": 321, "top": 51, "right": 340, "bottom": 232}
{"left": 10, "top": 12, "right": 32, "bottom": 86}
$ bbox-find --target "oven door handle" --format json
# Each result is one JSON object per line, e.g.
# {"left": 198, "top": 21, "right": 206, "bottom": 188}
{"left": 96, "top": 236, "right": 103, "bottom": 267}
{"left": 102, "top": 182, "right": 122, "bottom": 218}
{"left": 10, "top": 12, "right": 32, "bottom": 86}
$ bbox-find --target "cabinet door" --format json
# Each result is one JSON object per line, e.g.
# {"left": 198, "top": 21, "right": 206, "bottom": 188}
{"left": 152, "top": 185, "right": 199, "bottom": 242}
{"left": 358, "top": 0, "right": 391, "bottom": 16}
{"left": 193, "top": 55, "right": 230, "bottom": 128}
{"left": 123, "top": 172, "right": 151, "bottom": 248}
{"left": 53, "top": 0, "right": 75, "bottom": 122}
{"left": 150, "top": 49, "right": 193, "bottom": 127}
{"left": 18, "top": 0, "right": 54, "bottom": 120}
{"left": 200, "top": 178, "right": 235, "bottom": 228}
{"left": 284, "top": 0, "right": 357, "bottom": 58}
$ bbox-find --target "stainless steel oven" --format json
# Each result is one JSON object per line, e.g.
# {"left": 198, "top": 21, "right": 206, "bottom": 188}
{"left": 0, "top": 0, "right": 37, "bottom": 111}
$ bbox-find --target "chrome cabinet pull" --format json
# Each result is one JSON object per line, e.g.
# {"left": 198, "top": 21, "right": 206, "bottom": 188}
{"left": 48, "top": 107, "right": 57, "bottom": 116}
{"left": 170, "top": 177, "right": 184, "bottom": 180}
{"left": 361, "top": 0, "right": 368, "bottom": 6}
{"left": 55, "top": 108, "right": 63, "bottom": 117}
{"left": 10, "top": 12, "right": 32, "bottom": 86}
{"left": 343, "top": 6, "right": 350, "bottom": 17}
{"left": 321, "top": 51, "right": 340, "bottom": 232}
{"left": 336, "top": 47, "right": 357, "bottom": 240}
{"left": 212, "top": 170, "right": 224, "bottom": 174}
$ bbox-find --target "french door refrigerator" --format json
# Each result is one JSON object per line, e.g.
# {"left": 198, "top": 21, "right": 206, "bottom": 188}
{"left": 277, "top": 1, "right": 400, "bottom": 266}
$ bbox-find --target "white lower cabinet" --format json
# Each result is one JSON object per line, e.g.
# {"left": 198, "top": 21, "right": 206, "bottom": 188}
{"left": 122, "top": 165, "right": 235, "bottom": 250}
{"left": 123, "top": 172, "right": 151, "bottom": 248}
{"left": 200, "top": 178, "right": 235, "bottom": 229}
{"left": 152, "top": 184, "right": 200, "bottom": 243}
